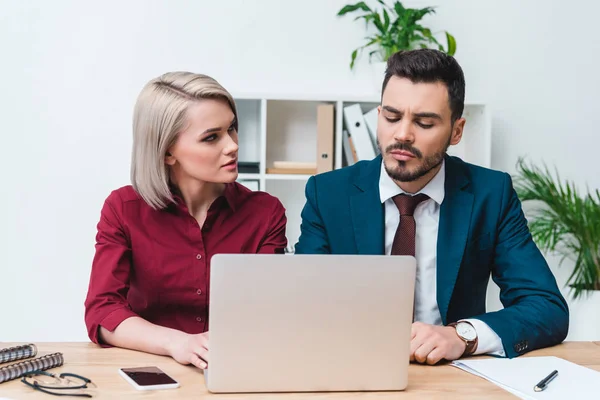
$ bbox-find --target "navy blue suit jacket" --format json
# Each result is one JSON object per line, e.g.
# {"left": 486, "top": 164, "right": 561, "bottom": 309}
{"left": 295, "top": 155, "right": 569, "bottom": 358}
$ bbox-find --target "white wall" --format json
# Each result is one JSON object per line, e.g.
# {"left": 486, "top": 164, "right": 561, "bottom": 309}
{"left": 1, "top": 0, "right": 598, "bottom": 341}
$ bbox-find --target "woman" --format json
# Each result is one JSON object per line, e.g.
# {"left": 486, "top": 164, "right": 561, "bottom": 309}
{"left": 84, "top": 72, "right": 287, "bottom": 369}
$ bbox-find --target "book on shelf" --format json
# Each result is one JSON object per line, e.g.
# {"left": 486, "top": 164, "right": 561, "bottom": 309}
{"left": 343, "top": 104, "right": 376, "bottom": 161}
{"left": 316, "top": 104, "right": 335, "bottom": 173}
{"left": 272, "top": 161, "right": 316, "bottom": 169}
{"left": 342, "top": 130, "right": 358, "bottom": 166}
{"left": 266, "top": 168, "right": 317, "bottom": 175}
{"left": 363, "top": 106, "right": 380, "bottom": 155}
{"left": 238, "top": 161, "right": 260, "bottom": 174}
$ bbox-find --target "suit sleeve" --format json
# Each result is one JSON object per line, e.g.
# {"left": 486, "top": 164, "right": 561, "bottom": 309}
{"left": 294, "top": 176, "right": 331, "bottom": 254}
{"left": 472, "top": 173, "right": 569, "bottom": 358}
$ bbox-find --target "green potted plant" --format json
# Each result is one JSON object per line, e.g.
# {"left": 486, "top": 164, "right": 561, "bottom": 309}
{"left": 514, "top": 158, "right": 600, "bottom": 338}
{"left": 337, "top": 1, "right": 456, "bottom": 89}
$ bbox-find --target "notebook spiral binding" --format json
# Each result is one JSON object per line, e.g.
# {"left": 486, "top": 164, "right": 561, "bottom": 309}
{"left": 0, "top": 344, "right": 37, "bottom": 364}
{"left": 0, "top": 352, "right": 64, "bottom": 384}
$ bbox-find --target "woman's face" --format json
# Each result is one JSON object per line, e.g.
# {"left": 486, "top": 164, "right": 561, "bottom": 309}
{"left": 166, "top": 98, "right": 239, "bottom": 184}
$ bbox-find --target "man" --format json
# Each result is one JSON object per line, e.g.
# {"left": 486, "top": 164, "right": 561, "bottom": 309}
{"left": 295, "top": 49, "right": 568, "bottom": 364}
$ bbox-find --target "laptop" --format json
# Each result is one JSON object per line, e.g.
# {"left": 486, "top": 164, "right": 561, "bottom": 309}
{"left": 206, "top": 254, "right": 416, "bottom": 393}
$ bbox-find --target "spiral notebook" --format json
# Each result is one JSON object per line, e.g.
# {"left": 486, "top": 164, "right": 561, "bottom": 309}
{"left": 0, "top": 344, "right": 64, "bottom": 384}
{"left": 0, "top": 344, "right": 38, "bottom": 364}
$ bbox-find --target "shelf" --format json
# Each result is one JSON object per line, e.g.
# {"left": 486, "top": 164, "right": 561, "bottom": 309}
{"left": 233, "top": 92, "right": 485, "bottom": 106}
{"left": 231, "top": 93, "right": 492, "bottom": 248}
{"left": 238, "top": 173, "right": 313, "bottom": 181}
{"left": 237, "top": 173, "right": 261, "bottom": 180}
{"left": 265, "top": 174, "right": 313, "bottom": 181}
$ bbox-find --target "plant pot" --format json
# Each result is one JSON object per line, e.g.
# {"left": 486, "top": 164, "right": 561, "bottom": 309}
{"left": 565, "top": 289, "right": 600, "bottom": 340}
{"left": 371, "top": 61, "right": 387, "bottom": 94}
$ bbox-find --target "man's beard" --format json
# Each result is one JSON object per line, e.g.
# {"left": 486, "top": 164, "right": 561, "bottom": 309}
{"left": 382, "top": 137, "right": 450, "bottom": 182}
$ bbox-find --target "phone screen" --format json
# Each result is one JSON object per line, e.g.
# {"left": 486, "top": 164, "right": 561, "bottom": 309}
{"left": 120, "top": 366, "right": 177, "bottom": 386}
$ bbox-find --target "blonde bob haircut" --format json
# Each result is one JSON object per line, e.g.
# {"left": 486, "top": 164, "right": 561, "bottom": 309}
{"left": 130, "top": 72, "right": 238, "bottom": 210}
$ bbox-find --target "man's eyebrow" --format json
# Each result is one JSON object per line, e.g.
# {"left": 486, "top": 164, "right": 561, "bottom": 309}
{"left": 382, "top": 105, "right": 401, "bottom": 114}
{"left": 413, "top": 112, "right": 442, "bottom": 120}
{"left": 382, "top": 106, "right": 442, "bottom": 120}
{"left": 201, "top": 117, "right": 237, "bottom": 134}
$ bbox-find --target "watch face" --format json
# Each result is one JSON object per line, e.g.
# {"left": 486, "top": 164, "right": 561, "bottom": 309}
{"left": 456, "top": 322, "right": 477, "bottom": 341}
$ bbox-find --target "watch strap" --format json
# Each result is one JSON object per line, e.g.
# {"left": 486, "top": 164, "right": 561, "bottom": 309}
{"left": 448, "top": 321, "right": 478, "bottom": 356}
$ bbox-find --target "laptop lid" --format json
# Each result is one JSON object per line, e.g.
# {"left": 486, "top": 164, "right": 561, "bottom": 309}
{"left": 206, "top": 254, "right": 416, "bottom": 393}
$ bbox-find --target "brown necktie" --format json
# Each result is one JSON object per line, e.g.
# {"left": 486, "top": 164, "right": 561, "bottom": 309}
{"left": 391, "top": 194, "right": 430, "bottom": 256}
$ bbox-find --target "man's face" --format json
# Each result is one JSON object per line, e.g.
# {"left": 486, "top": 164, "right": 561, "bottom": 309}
{"left": 378, "top": 76, "right": 465, "bottom": 182}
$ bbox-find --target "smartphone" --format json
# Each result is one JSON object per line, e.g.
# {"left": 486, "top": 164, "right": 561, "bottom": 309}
{"left": 118, "top": 366, "right": 180, "bottom": 391}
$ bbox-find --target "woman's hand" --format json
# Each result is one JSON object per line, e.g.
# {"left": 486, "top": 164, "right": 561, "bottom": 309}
{"left": 167, "top": 331, "right": 210, "bottom": 369}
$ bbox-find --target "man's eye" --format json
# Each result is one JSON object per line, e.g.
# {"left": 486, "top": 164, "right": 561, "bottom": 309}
{"left": 385, "top": 117, "right": 400, "bottom": 123}
{"left": 417, "top": 122, "right": 434, "bottom": 129}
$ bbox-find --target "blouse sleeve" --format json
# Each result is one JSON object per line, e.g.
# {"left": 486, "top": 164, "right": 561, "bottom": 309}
{"left": 257, "top": 199, "right": 288, "bottom": 254}
{"left": 84, "top": 191, "right": 138, "bottom": 344}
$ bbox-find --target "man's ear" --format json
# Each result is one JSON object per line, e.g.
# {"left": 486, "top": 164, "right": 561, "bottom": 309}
{"left": 450, "top": 118, "right": 466, "bottom": 146}
{"left": 165, "top": 151, "right": 176, "bottom": 166}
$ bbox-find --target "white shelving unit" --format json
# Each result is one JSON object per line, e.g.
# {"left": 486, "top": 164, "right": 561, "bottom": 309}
{"left": 233, "top": 93, "right": 492, "bottom": 250}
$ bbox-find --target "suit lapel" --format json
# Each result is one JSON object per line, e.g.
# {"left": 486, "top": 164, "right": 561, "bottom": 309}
{"left": 437, "top": 157, "right": 473, "bottom": 324}
{"left": 350, "top": 157, "right": 385, "bottom": 255}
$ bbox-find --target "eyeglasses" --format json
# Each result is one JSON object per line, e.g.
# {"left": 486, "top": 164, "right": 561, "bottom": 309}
{"left": 21, "top": 370, "right": 96, "bottom": 398}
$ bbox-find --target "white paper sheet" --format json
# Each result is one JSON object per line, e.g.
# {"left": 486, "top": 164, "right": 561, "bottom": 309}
{"left": 452, "top": 356, "right": 599, "bottom": 400}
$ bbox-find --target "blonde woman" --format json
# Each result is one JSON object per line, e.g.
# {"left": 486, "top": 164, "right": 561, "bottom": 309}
{"left": 84, "top": 72, "right": 287, "bottom": 369}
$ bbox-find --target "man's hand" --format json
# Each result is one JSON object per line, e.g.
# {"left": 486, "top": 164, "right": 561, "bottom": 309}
{"left": 410, "top": 322, "right": 466, "bottom": 365}
{"left": 167, "top": 331, "right": 209, "bottom": 369}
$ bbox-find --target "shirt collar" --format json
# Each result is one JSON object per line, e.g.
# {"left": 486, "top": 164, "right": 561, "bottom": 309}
{"left": 168, "top": 182, "right": 238, "bottom": 212}
{"left": 378, "top": 159, "right": 446, "bottom": 205}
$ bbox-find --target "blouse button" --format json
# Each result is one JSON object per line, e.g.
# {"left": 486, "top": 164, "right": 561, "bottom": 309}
{"left": 196, "top": 317, "right": 203, "bottom": 322}
{"left": 196, "top": 254, "right": 202, "bottom": 260}
{"left": 197, "top": 289, "right": 202, "bottom": 295}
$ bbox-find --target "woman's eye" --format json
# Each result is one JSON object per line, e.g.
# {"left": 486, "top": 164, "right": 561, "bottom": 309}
{"left": 203, "top": 134, "right": 218, "bottom": 142}
{"left": 227, "top": 125, "right": 236, "bottom": 133}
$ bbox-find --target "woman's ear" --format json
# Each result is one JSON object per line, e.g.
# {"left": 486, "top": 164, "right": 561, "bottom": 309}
{"left": 165, "top": 151, "right": 176, "bottom": 166}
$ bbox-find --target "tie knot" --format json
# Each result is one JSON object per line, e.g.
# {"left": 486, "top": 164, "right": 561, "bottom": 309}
{"left": 392, "top": 193, "right": 429, "bottom": 216}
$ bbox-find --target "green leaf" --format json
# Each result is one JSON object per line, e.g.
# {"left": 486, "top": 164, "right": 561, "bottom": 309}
{"left": 514, "top": 157, "right": 600, "bottom": 298}
{"left": 353, "top": 12, "right": 375, "bottom": 26}
{"left": 350, "top": 49, "right": 359, "bottom": 69}
{"left": 413, "top": 6, "right": 436, "bottom": 22}
{"left": 394, "top": 1, "right": 406, "bottom": 16}
{"left": 383, "top": 9, "right": 390, "bottom": 31}
{"left": 368, "top": 49, "right": 380, "bottom": 62}
{"left": 365, "top": 35, "right": 382, "bottom": 47}
{"left": 337, "top": 2, "right": 371, "bottom": 16}
{"left": 372, "top": 13, "right": 385, "bottom": 33}
{"left": 446, "top": 32, "right": 456, "bottom": 55}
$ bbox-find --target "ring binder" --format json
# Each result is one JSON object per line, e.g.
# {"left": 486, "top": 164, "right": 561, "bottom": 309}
{"left": 0, "top": 344, "right": 37, "bottom": 364}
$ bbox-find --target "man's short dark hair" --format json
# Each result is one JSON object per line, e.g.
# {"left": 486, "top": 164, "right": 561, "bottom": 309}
{"left": 382, "top": 49, "right": 465, "bottom": 124}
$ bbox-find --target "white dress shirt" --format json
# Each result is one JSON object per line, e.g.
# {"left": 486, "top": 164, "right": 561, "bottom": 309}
{"left": 379, "top": 160, "right": 505, "bottom": 356}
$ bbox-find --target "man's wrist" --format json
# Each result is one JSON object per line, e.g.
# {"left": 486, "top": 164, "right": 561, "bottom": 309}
{"left": 448, "top": 321, "right": 478, "bottom": 356}
{"left": 446, "top": 326, "right": 467, "bottom": 353}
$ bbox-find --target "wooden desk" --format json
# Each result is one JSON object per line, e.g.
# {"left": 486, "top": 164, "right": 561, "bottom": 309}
{"left": 1, "top": 342, "right": 599, "bottom": 399}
